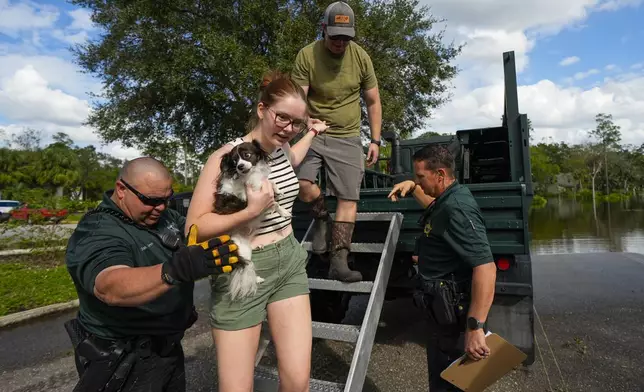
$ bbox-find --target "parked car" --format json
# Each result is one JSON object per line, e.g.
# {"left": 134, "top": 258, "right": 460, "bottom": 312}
{"left": 0, "top": 200, "right": 21, "bottom": 223}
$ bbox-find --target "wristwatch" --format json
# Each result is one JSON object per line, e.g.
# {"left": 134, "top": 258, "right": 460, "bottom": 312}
{"left": 467, "top": 317, "right": 485, "bottom": 330}
{"left": 370, "top": 138, "right": 381, "bottom": 146}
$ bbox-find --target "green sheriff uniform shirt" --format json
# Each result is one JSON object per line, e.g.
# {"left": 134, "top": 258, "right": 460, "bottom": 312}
{"left": 416, "top": 181, "right": 494, "bottom": 282}
{"left": 65, "top": 191, "right": 194, "bottom": 339}
{"left": 291, "top": 40, "right": 378, "bottom": 138}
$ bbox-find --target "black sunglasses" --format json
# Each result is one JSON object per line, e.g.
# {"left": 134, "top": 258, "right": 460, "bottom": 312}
{"left": 329, "top": 35, "right": 353, "bottom": 42}
{"left": 119, "top": 178, "right": 174, "bottom": 207}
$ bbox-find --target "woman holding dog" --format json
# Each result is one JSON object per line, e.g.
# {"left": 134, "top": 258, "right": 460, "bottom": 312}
{"left": 186, "top": 71, "right": 327, "bottom": 392}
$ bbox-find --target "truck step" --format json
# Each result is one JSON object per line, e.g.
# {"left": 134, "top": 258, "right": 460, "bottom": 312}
{"left": 254, "top": 365, "right": 345, "bottom": 392}
{"left": 348, "top": 212, "right": 401, "bottom": 222}
{"left": 312, "top": 321, "right": 360, "bottom": 343}
{"left": 252, "top": 212, "right": 403, "bottom": 391}
{"left": 308, "top": 278, "right": 373, "bottom": 293}
{"left": 302, "top": 242, "right": 384, "bottom": 253}
{"left": 260, "top": 320, "right": 360, "bottom": 343}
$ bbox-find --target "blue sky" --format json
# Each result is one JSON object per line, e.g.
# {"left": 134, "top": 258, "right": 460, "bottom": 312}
{"left": 1, "top": 0, "right": 644, "bottom": 159}
{"left": 524, "top": 5, "right": 644, "bottom": 88}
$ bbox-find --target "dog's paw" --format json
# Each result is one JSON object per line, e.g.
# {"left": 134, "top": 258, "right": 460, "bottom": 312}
{"left": 256, "top": 276, "right": 265, "bottom": 284}
{"left": 270, "top": 181, "right": 284, "bottom": 199}
{"left": 276, "top": 205, "right": 292, "bottom": 218}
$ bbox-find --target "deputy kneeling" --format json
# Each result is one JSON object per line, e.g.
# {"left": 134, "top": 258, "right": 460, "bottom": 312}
{"left": 388, "top": 145, "right": 497, "bottom": 392}
{"left": 64, "top": 157, "right": 240, "bottom": 392}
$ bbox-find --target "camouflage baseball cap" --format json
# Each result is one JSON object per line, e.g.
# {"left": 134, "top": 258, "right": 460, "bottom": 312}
{"left": 323, "top": 1, "right": 355, "bottom": 38}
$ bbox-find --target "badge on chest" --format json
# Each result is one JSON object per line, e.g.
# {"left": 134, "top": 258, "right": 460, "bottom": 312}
{"left": 424, "top": 220, "right": 432, "bottom": 236}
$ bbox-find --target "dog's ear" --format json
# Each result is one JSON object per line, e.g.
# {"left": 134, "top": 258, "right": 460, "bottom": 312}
{"left": 219, "top": 150, "right": 236, "bottom": 176}
{"left": 220, "top": 152, "right": 232, "bottom": 171}
{"left": 252, "top": 139, "right": 270, "bottom": 161}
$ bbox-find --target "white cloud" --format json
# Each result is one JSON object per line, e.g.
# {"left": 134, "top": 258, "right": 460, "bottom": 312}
{"left": 0, "top": 65, "right": 89, "bottom": 126}
{"left": 426, "top": 75, "right": 644, "bottom": 145}
{"left": 49, "top": 8, "right": 96, "bottom": 46}
{"left": 0, "top": 0, "right": 59, "bottom": 37}
{"left": 51, "top": 29, "right": 90, "bottom": 45}
{"left": 632, "top": 63, "right": 644, "bottom": 70}
{"left": 100, "top": 143, "right": 143, "bottom": 161}
{"left": 560, "top": 56, "right": 580, "bottom": 66}
{"left": 597, "top": 0, "right": 644, "bottom": 11}
{"left": 0, "top": 4, "right": 138, "bottom": 162}
{"left": 574, "top": 68, "right": 600, "bottom": 80}
{"left": 417, "top": 0, "right": 644, "bottom": 147}
{"left": 0, "top": 54, "right": 100, "bottom": 98}
{"left": 68, "top": 9, "right": 95, "bottom": 31}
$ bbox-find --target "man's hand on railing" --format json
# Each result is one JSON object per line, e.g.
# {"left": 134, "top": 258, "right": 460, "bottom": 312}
{"left": 387, "top": 180, "right": 417, "bottom": 202}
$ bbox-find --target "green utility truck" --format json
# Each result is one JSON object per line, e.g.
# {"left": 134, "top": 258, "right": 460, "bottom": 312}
{"left": 169, "top": 51, "right": 534, "bottom": 392}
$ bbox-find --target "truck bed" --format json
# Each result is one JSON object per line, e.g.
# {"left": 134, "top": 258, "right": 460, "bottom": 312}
{"left": 293, "top": 182, "right": 530, "bottom": 256}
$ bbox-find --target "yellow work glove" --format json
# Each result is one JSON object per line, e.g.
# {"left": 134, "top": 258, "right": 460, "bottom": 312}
{"left": 161, "top": 225, "right": 240, "bottom": 285}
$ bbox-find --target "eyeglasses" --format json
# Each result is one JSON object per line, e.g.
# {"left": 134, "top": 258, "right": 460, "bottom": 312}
{"left": 268, "top": 108, "right": 308, "bottom": 133}
{"left": 119, "top": 178, "right": 174, "bottom": 207}
{"left": 329, "top": 35, "right": 353, "bottom": 42}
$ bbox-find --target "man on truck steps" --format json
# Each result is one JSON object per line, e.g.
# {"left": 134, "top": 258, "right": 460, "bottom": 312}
{"left": 291, "top": 1, "right": 383, "bottom": 282}
{"left": 388, "top": 144, "right": 497, "bottom": 392}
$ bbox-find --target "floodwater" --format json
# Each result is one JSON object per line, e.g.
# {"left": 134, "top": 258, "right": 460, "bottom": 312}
{"left": 529, "top": 196, "right": 644, "bottom": 256}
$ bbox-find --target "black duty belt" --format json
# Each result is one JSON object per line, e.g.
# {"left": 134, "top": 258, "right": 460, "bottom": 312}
{"left": 64, "top": 318, "right": 184, "bottom": 392}
{"left": 419, "top": 277, "right": 470, "bottom": 297}
{"left": 413, "top": 275, "right": 471, "bottom": 327}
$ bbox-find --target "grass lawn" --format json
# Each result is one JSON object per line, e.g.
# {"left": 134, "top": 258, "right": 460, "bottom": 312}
{"left": 0, "top": 252, "right": 77, "bottom": 317}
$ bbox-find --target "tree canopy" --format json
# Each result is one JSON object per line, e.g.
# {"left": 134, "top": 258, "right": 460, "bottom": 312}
{"left": 71, "top": 0, "right": 461, "bottom": 161}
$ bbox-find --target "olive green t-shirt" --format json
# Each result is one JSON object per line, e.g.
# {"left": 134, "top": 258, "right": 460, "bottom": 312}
{"left": 416, "top": 182, "right": 494, "bottom": 282}
{"left": 65, "top": 191, "right": 194, "bottom": 339}
{"left": 291, "top": 40, "right": 378, "bottom": 138}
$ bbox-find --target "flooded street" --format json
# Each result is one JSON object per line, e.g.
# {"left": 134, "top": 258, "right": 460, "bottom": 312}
{"left": 529, "top": 198, "right": 644, "bottom": 256}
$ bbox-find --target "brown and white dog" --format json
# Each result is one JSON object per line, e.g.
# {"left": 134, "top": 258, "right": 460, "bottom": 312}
{"left": 214, "top": 140, "right": 291, "bottom": 301}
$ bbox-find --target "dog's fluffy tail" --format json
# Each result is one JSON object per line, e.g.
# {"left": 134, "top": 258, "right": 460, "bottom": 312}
{"left": 229, "top": 261, "right": 259, "bottom": 302}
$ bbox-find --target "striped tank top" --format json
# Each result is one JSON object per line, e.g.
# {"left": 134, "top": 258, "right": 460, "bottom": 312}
{"left": 228, "top": 138, "right": 300, "bottom": 235}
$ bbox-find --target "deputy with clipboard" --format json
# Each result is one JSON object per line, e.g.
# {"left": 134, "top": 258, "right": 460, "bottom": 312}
{"left": 388, "top": 144, "right": 498, "bottom": 392}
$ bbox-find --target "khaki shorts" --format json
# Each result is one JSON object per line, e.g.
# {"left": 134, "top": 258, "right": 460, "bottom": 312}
{"left": 295, "top": 134, "right": 365, "bottom": 201}
{"left": 209, "top": 233, "right": 310, "bottom": 331}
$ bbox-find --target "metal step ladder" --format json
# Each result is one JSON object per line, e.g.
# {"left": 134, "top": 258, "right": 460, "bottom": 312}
{"left": 253, "top": 212, "right": 403, "bottom": 392}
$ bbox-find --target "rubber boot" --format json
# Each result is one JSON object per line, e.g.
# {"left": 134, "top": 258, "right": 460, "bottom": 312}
{"left": 309, "top": 193, "right": 330, "bottom": 255}
{"left": 328, "top": 221, "right": 362, "bottom": 282}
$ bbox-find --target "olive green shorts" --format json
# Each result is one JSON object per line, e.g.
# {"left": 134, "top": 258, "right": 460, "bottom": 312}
{"left": 209, "top": 232, "right": 310, "bottom": 331}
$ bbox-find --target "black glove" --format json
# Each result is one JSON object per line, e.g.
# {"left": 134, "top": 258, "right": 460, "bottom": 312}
{"left": 161, "top": 225, "right": 239, "bottom": 285}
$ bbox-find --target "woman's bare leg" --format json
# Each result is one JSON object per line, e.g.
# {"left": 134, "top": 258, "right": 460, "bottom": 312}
{"left": 212, "top": 324, "right": 262, "bottom": 392}
{"left": 267, "top": 294, "right": 312, "bottom": 392}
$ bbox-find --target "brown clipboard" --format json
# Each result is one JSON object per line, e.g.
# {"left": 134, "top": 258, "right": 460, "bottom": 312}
{"left": 440, "top": 332, "right": 527, "bottom": 392}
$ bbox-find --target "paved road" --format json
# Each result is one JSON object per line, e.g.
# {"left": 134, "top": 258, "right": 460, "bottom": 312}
{"left": 1, "top": 252, "right": 643, "bottom": 392}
